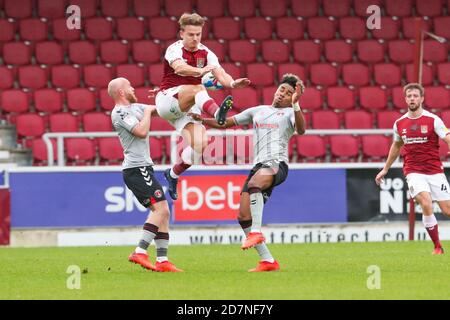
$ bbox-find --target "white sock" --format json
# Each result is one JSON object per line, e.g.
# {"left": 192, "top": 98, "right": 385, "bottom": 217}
{"left": 243, "top": 227, "right": 273, "bottom": 262}
{"left": 249, "top": 191, "right": 264, "bottom": 233}
{"left": 169, "top": 169, "right": 179, "bottom": 179}
{"left": 194, "top": 90, "right": 212, "bottom": 112}
{"left": 156, "top": 256, "right": 168, "bottom": 263}
{"left": 422, "top": 214, "right": 438, "bottom": 228}
{"left": 135, "top": 247, "right": 147, "bottom": 254}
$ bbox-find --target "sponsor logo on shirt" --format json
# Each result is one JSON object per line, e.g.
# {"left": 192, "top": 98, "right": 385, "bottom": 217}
{"left": 255, "top": 122, "right": 279, "bottom": 129}
{"left": 401, "top": 135, "right": 428, "bottom": 144}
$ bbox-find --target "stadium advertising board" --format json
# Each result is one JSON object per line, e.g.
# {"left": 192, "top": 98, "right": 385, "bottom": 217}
{"left": 9, "top": 169, "right": 347, "bottom": 228}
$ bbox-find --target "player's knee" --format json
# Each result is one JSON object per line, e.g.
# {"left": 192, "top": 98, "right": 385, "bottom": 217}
{"left": 192, "top": 84, "right": 206, "bottom": 95}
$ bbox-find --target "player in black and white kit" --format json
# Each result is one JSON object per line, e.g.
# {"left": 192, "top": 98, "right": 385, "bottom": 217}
{"left": 192, "top": 74, "right": 306, "bottom": 272}
{"left": 108, "top": 77, "right": 182, "bottom": 272}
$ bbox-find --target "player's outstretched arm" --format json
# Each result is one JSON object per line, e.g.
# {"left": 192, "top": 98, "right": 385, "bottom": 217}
{"left": 375, "top": 140, "right": 404, "bottom": 185}
{"left": 212, "top": 67, "right": 251, "bottom": 89}
{"left": 292, "top": 82, "right": 306, "bottom": 135}
{"left": 171, "top": 59, "right": 216, "bottom": 77}
{"left": 189, "top": 113, "right": 236, "bottom": 129}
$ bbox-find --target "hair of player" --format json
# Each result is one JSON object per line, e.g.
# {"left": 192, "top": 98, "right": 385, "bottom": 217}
{"left": 403, "top": 83, "right": 424, "bottom": 97}
{"left": 280, "top": 73, "right": 305, "bottom": 94}
{"left": 178, "top": 13, "right": 205, "bottom": 30}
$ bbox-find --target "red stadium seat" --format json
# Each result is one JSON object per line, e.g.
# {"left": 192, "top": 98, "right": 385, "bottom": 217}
{"left": 354, "top": 0, "right": 382, "bottom": 17}
{"left": 291, "top": 0, "right": 320, "bottom": 18}
{"left": 3, "top": 42, "right": 32, "bottom": 65}
{"left": 70, "top": 0, "right": 98, "bottom": 18}
{"left": 246, "top": 63, "right": 275, "bottom": 87}
{"left": 434, "top": 17, "right": 450, "bottom": 39}
{"left": 357, "top": 40, "right": 385, "bottom": 63}
{"left": 262, "top": 86, "right": 277, "bottom": 105}
{"left": 296, "top": 135, "right": 327, "bottom": 162}
{"left": 32, "top": 138, "right": 57, "bottom": 165}
{"left": 327, "top": 87, "right": 355, "bottom": 111}
{"left": 85, "top": 17, "right": 114, "bottom": 41}
{"left": 0, "top": 19, "right": 15, "bottom": 42}
{"left": 51, "top": 65, "right": 81, "bottom": 89}
{"left": 359, "top": 87, "right": 388, "bottom": 111}
{"left": 99, "top": 88, "right": 114, "bottom": 111}
{"left": 98, "top": 137, "right": 124, "bottom": 164}
{"left": 69, "top": 41, "right": 97, "bottom": 65}
{"left": 311, "top": 110, "right": 340, "bottom": 129}
{"left": 18, "top": 66, "right": 48, "bottom": 90}
{"left": 344, "top": 110, "right": 374, "bottom": 129}
{"left": 307, "top": 17, "right": 336, "bottom": 41}
{"left": 392, "top": 86, "right": 408, "bottom": 110}
{"left": 228, "top": 0, "right": 255, "bottom": 18}
{"left": 83, "top": 112, "right": 112, "bottom": 132}
{"left": 310, "top": 64, "right": 338, "bottom": 87}
{"left": 164, "top": 0, "right": 194, "bottom": 17}
{"left": 208, "top": 90, "right": 227, "bottom": 106}
{"left": 1, "top": 90, "right": 29, "bottom": 114}
{"left": 149, "top": 17, "right": 178, "bottom": 41}
{"left": 19, "top": 18, "right": 48, "bottom": 42}
{"left": 212, "top": 17, "right": 241, "bottom": 41}
{"left": 371, "top": 17, "right": 400, "bottom": 41}
{"left": 4, "top": 0, "right": 32, "bottom": 18}
{"left": 100, "top": 0, "right": 128, "bottom": 17}
{"left": 100, "top": 40, "right": 129, "bottom": 64}
{"left": 339, "top": 17, "right": 366, "bottom": 41}
{"left": 405, "top": 64, "right": 433, "bottom": 86}
{"left": 38, "top": 0, "right": 66, "bottom": 19}
{"left": 424, "top": 87, "right": 450, "bottom": 110}
{"left": 330, "top": 135, "right": 360, "bottom": 162}
{"left": 35, "top": 42, "right": 64, "bottom": 66}
{"left": 401, "top": 17, "right": 431, "bottom": 39}
{"left": 84, "top": 65, "right": 114, "bottom": 88}
{"left": 342, "top": 63, "right": 370, "bottom": 87}
{"left": 377, "top": 111, "right": 402, "bottom": 129}
{"left": 259, "top": 0, "right": 287, "bottom": 17}
{"left": 150, "top": 116, "right": 173, "bottom": 131}
{"left": 16, "top": 113, "right": 46, "bottom": 139}
{"left": 34, "top": 89, "right": 63, "bottom": 114}
{"left": 300, "top": 87, "right": 323, "bottom": 111}
{"left": 221, "top": 62, "right": 242, "bottom": 80}
{"left": 49, "top": 113, "right": 79, "bottom": 132}
{"left": 133, "top": 0, "right": 160, "bottom": 17}
{"left": 324, "top": 40, "right": 353, "bottom": 63}
{"left": 385, "top": 0, "right": 413, "bottom": 17}
{"left": 117, "top": 17, "right": 145, "bottom": 41}
{"left": 0, "top": 66, "right": 14, "bottom": 90}
{"left": 323, "top": 0, "right": 351, "bottom": 17}
{"left": 361, "top": 135, "right": 390, "bottom": 161}
{"left": 374, "top": 63, "right": 402, "bottom": 87}
{"left": 441, "top": 110, "right": 450, "bottom": 127}
{"left": 275, "top": 17, "right": 305, "bottom": 40}
{"left": 261, "top": 40, "right": 290, "bottom": 63}
{"left": 149, "top": 137, "right": 164, "bottom": 164}
{"left": 423, "top": 40, "right": 447, "bottom": 63}
{"left": 202, "top": 40, "right": 226, "bottom": 62}
{"left": 229, "top": 40, "right": 257, "bottom": 63}
{"left": 231, "top": 87, "right": 259, "bottom": 111}
{"left": 132, "top": 41, "right": 162, "bottom": 64}
{"left": 196, "top": 0, "right": 225, "bottom": 18}
{"left": 416, "top": 0, "right": 442, "bottom": 17}
{"left": 148, "top": 63, "right": 164, "bottom": 86}
{"left": 244, "top": 17, "right": 273, "bottom": 41}
{"left": 437, "top": 63, "right": 450, "bottom": 85}
{"left": 388, "top": 40, "right": 414, "bottom": 63}
{"left": 52, "top": 18, "right": 81, "bottom": 42}
{"left": 66, "top": 138, "right": 96, "bottom": 165}
{"left": 116, "top": 64, "right": 146, "bottom": 87}
{"left": 67, "top": 88, "right": 97, "bottom": 113}
{"left": 293, "top": 40, "right": 321, "bottom": 63}
{"left": 278, "top": 64, "right": 307, "bottom": 83}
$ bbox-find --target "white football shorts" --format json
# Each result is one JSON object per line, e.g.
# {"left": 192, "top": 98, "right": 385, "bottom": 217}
{"left": 406, "top": 173, "right": 450, "bottom": 201}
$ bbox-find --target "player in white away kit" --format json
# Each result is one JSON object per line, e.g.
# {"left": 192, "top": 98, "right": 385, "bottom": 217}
{"left": 192, "top": 74, "right": 306, "bottom": 271}
{"left": 109, "top": 78, "right": 182, "bottom": 272}
{"left": 376, "top": 83, "right": 450, "bottom": 255}
{"left": 152, "top": 13, "right": 251, "bottom": 200}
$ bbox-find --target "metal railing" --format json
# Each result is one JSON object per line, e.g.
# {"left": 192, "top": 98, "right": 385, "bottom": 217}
{"left": 42, "top": 129, "right": 393, "bottom": 166}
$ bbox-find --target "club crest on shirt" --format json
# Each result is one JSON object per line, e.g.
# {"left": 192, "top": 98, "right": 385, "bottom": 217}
{"left": 421, "top": 125, "right": 428, "bottom": 134}
{"left": 196, "top": 58, "right": 205, "bottom": 68}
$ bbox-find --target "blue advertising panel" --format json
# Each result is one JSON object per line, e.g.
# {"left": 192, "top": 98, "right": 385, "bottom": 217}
{"left": 10, "top": 168, "right": 347, "bottom": 228}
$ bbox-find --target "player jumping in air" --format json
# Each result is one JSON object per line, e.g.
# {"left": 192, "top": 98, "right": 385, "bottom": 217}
{"left": 191, "top": 74, "right": 306, "bottom": 271}
{"left": 376, "top": 83, "right": 450, "bottom": 255}
{"left": 109, "top": 77, "right": 183, "bottom": 272}
{"left": 152, "top": 12, "right": 251, "bottom": 200}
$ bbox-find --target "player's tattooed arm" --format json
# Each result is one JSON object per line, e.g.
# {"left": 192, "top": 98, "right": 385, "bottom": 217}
{"left": 188, "top": 113, "right": 236, "bottom": 129}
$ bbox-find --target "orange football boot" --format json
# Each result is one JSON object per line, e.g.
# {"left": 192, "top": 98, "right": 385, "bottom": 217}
{"left": 432, "top": 247, "right": 444, "bottom": 255}
{"left": 155, "top": 261, "right": 184, "bottom": 272}
{"left": 248, "top": 260, "right": 280, "bottom": 272}
{"left": 128, "top": 252, "right": 156, "bottom": 271}
{"left": 241, "top": 232, "right": 265, "bottom": 250}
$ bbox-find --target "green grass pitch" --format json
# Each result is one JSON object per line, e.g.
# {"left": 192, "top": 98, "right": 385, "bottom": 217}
{"left": 0, "top": 241, "right": 449, "bottom": 300}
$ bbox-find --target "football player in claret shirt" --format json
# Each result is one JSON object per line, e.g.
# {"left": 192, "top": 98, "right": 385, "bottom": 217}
{"left": 376, "top": 83, "right": 450, "bottom": 255}
{"left": 152, "top": 12, "right": 250, "bottom": 201}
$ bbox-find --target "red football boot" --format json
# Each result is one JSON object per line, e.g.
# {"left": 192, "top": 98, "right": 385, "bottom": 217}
{"left": 128, "top": 252, "right": 156, "bottom": 271}
{"left": 432, "top": 247, "right": 444, "bottom": 255}
{"left": 248, "top": 260, "right": 280, "bottom": 272}
{"left": 155, "top": 261, "right": 184, "bottom": 272}
{"left": 241, "top": 232, "right": 265, "bottom": 250}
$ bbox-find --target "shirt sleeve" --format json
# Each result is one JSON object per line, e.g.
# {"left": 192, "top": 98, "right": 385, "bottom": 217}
{"left": 393, "top": 121, "right": 401, "bottom": 142}
{"left": 233, "top": 108, "right": 255, "bottom": 126}
{"left": 434, "top": 116, "right": 450, "bottom": 139}
{"left": 206, "top": 49, "right": 221, "bottom": 68}
{"left": 165, "top": 43, "right": 184, "bottom": 65}
{"left": 114, "top": 111, "right": 139, "bottom": 133}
